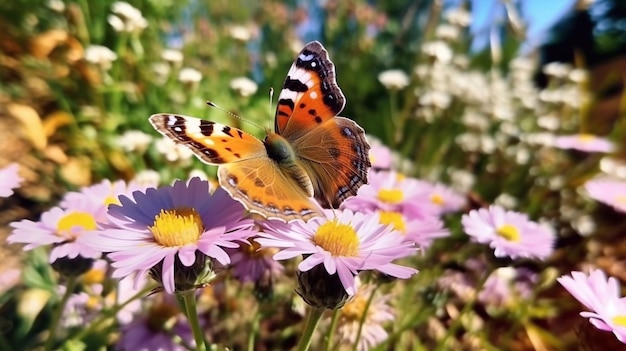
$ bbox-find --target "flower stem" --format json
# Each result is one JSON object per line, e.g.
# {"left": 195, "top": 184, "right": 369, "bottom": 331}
{"left": 296, "top": 307, "right": 325, "bottom": 351}
{"left": 180, "top": 290, "right": 207, "bottom": 351}
{"left": 247, "top": 307, "right": 261, "bottom": 351}
{"left": 352, "top": 285, "right": 378, "bottom": 351}
{"left": 44, "top": 276, "right": 77, "bottom": 351}
{"left": 324, "top": 309, "right": 340, "bottom": 351}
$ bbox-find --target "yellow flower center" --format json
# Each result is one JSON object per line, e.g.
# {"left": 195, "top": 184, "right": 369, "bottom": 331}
{"left": 149, "top": 207, "right": 203, "bottom": 247}
{"left": 377, "top": 189, "right": 403, "bottom": 204}
{"left": 86, "top": 296, "right": 101, "bottom": 310}
{"left": 56, "top": 212, "right": 98, "bottom": 240}
{"left": 496, "top": 224, "right": 520, "bottom": 242}
{"left": 615, "top": 195, "right": 626, "bottom": 204}
{"left": 379, "top": 211, "right": 406, "bottom": 233}
{"left": 612, "top": 315, "right": 626, "bottom": 327}
{"left": 104, "top": 195, "right": 120, "bottom": 206}
{"left": 577, "top": 134, "right": 595, "bottom": 143}
{"left": 430, "top": 193, "right": 445, "bottom": 206}
{"left": 341, "top": 294, "right": 368, "bottom": 321}
{"left": 82, "top": 268, "right": 106, "bottom": 285}
{"left": 312, "top": 220, "right": 360, "bottom": 257}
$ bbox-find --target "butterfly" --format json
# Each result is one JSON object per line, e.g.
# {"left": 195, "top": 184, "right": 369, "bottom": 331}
{"left": 149, "top": 41, "right": 371, "bottom": 222}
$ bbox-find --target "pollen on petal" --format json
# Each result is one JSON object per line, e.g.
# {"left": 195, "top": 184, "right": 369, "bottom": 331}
{"left": 149, "top": 207, "right": 204, "bottom": 247}
{"left": 312, "top": 220, "right": 360, "bottom": 257}
{"left": 496, "top": 224, "right": 520, "bottom": 242}
{"left": 377, "top": 189, "right": 404, "bottom": 204}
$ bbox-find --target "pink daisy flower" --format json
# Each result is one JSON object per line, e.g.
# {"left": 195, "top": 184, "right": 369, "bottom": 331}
{"left": 0, "top": 163, "right": 23, "bottom": 197}
{"left": 461, "top": 205, "right": 555, "bottom": 260}
{"left": 80, "top": 177, "right": 256, "bottom": 294}
{"left": 554, "top": 134, "right": 614, "bottom": 153}
{"left": 256, "top": 209, "right": 417, "bottom": 296}
{"left": 558, "top": 269, "right": 626, "bottom": 343}
{"left": 8, "top": 198, "right": 102, "bottom": 262}
{"left": 337, "top": 281, "right": 395, "bottom": 351}
{"left": 367, "top": 137, "right": 393, "bottom": 170}
{"left": 478, "top": 267, "right": 537, "bottom": 308}
{"left": 341, "top": 170, "right": 439, "bottom": 220}
{"left": 424, "top": 182, "right": 466, "bottom": 215}
{"left": 226, "top": 238, "right": 284, "bottom": 284}
{"left": 61, "top": 179, "right": 149, "bottom": 221}
{"left": 584, "top": 178, "right": 626, "bottom": 213}
{"left": 377, "top": 210, "right": 450, "bottom": 248}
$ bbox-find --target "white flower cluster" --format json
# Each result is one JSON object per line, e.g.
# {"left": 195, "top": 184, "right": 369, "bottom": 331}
{"left": 108, "top": 1, "right": 148, "bottom": 33}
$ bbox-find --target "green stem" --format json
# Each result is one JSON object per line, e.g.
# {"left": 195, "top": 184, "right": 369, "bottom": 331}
{"left": 352, "top": 286, "right": 378, "bottom": 351}
{"left": 324, "top": 309, "right": 340, "bottom": 351}
{"left": 296, "top": 307, "right": 325, "bottom": 351}
{"left": 180, "top": 290, "right": 207, "bottom": 351}
{"left": 247, "top": 307, "right": 261, "bottom": 351}
{"left": 44, "top": 276, "right": 78, "bottom": 351}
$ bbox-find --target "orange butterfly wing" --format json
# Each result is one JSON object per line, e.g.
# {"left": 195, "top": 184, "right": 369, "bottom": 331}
{"left": 274, "top": 41, "right": 371, "bottom": 209}
{"left": 149, "top": 114, "right": 324, "bottom": 221}
{"left": 274, "top": 41, "right": 346, "bottom": 140}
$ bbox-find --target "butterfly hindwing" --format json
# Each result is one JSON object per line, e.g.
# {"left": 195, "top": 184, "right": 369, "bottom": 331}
{"left": 218, "top": 161, "right": 323, "bottom": 221}
{"left": 294, "top": 117, "right": 371, "bottom": 208}
{"left": 274, "top": 41, "right": 346, "bottom": 140}
{"left": 149, "top": 114, "right": 266, "bottom": 164}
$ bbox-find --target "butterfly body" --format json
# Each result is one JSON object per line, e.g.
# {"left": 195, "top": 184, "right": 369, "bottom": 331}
{"left": 150, "top": 41, "right": 371, "bottom": 222}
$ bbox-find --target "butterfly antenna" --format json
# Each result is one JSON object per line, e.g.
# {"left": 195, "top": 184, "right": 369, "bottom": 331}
{"left": 206, "top": 101, "right": 264, "bottom": 132}
{"left": 268, "top": 87, "right": 275, "bottom": 131}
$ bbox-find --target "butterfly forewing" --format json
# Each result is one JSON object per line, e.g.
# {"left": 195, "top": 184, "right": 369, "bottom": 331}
{"left": 274, "top": 41, "right": 346, "bottom": 140}
{"left": 149, "top": 114, "right": 266, "bottom": 164}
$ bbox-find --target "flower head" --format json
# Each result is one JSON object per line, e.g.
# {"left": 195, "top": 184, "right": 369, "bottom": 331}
{"left": 461, "top": 205, "right": 555, "bottom": 260}
{"left": 226, "top": 238, "right": 283, "bottom": 284}
{"left": 85, "top": 45, "right": 117, "bottom": 70}
{"left": 584, "top": 178, "right": 626, "bottom": 213}
{"left": 558, "top": 269, "right": 626, "bottom": 343}
{"left": 9, "top": 199, "right": 102, "bottom": 263}
{"left": 256, "top": 209, "right": 417, "bottom": 296}
{"left": 378, "top": 211, "right": 449, "bottom": 248}
{"left": 378, "top": 69, "right": 409, "bottom": 90}
{"left": 0, "top": 163, "right": 23, "bottom": 197}
{"left": 554, "top": 134, "right": 614, "bottom": 153}
{"left": 80, "top": 178, "right": 255, "bottom": 293}
{"left": 342, "top": 170, "right": 440, "bottom": 220}
{"left": 229, "top": 77, "right": 258, "bottom": 97}
{"left": 337, "top": 282, "right": 394, "bottom": 351}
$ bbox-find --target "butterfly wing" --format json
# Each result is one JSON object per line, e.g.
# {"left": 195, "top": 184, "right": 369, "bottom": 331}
{"left": 274, "top": 41, "right": 346, "bottom": 140}
{"left": 149, "top": 113, "right": 324, "bottom": 222}
{"left": 218, "top": 161, "right": 324, "bottom": 222}
{"left": 294, "top": 117, "right": 371, "bottom": 208}
{"left": 149, "top": 114, "right": 266, "bottom": 164}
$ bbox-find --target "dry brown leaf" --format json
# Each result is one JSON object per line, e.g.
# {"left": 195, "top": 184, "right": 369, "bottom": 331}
{"left": 43, "top": 144, "right": 68, "bottom": 164}
{"left": 43, "top": 110, "right": 73, "bottom": 137}
{"left": 6, "top": 103, "right": 47, "bottom": 150}
{"left": 30, "top": 29, "right": 68, "bottom": 59}
{"left": 60, "top": 156, "right": 92, "bottom": 186}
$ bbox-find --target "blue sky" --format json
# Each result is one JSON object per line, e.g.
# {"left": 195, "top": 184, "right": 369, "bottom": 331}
{"left": 460, "top": 0, "right": 576, "bottom": 51}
